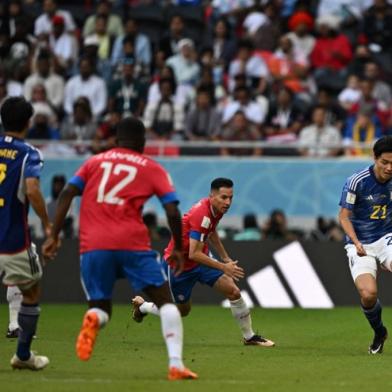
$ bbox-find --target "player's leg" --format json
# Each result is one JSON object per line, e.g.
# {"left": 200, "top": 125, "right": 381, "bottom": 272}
{"left": 212, "top": 272, "right": 275, "bottom": 347}
{"left": 132, "top": 260, "right": 195, "bottom": 321}
{"left": 348, "top": 245, "right": 387, "bottom": 353}
{"left": 123, "top": 251, "right": 197, "bottom": 380}
{"left": 1, "top": 245, "right": 49, "bottom": 370}
{"left": 6, "top": 285, "right": 22, "bottom": 338}
{"left": 76, "top": 251, "right": 114, "bottom": 361}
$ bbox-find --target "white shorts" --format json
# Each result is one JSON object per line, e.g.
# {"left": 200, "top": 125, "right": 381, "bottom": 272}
{"left": 345, "top": 233, "right": 392, "bottom": 281}
{"left": 0, "top": 243, "right": 42, "bottom": 290}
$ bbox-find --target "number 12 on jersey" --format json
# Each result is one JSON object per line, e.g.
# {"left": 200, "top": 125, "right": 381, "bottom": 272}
{"left": 97, "top": 162, "right": 137, "bottom": 205}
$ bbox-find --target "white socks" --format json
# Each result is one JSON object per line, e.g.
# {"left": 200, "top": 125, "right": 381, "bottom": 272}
{"left": 140, "top": 301, "right": 160, "bottom": 316}
{"left": 160, "top": 304, "right": 184, "bottom": 369}
{"left": 7, "top": 286, "right": 22, "bottom": 330}
{"left": 230, "top": 297, "right": 255, "bottom": 340}
{"left": 87, "top": 308, "right": 109, "bottom": 329}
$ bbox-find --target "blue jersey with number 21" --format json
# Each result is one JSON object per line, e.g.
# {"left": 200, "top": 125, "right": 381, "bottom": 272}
{"left": 339, "top": 165, "right": 392, "bottom": 244}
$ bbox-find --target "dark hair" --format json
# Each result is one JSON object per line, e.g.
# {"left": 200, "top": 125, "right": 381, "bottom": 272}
{"left": 116, "top": 116, "right": 145, "bottom": 152}
{"left": 244, "top": 213, "right": 258, "bottom": 229}
{"left": 211, "top": 178, "right": 233, "bottom": 191}
{"left": 373, "top": 136, "right": 392, "bottom": 158}
{"left": 0, "top": 96, "right": 33, "bottom": 132}
{"left": 37, "top": 49, "right": 51, "bottom": 61}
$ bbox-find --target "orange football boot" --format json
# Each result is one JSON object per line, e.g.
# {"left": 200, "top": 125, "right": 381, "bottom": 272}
{"left": 168, "top": 367, "right": 198, "bottom": 381}
{"left": 76, "top": 312, "right": 100, "bottom": 361}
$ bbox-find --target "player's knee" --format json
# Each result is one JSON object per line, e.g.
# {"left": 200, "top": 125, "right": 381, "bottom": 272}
{"left": 226, "top": 286, "right": 241, "bottom": 301}
{"left": 359, "top": 288, "right": 377, "bottom": 306}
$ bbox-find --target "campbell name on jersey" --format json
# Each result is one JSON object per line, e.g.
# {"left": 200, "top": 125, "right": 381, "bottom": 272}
{"left": 339, "top": 165, "right": 392, "bottom": 244}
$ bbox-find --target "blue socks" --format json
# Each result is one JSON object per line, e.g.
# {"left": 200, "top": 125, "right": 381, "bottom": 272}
{"left": 16, "top": 303, "right": 40, "bottom": 361}
{"left": 362, "top": 299, "right": 384, "bottom": 335}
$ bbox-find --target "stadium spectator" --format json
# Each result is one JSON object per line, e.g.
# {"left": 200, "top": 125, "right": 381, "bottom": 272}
{"left": 267, "top": 34, "right": 310, "bottom": 94}
{"left": 220, "top": 111, "right": 262, "bottom": 156}
{"left": 159, "top": 14, "right": 187, "bottom": 58}
{"left": 249, "top": 1, "right": 281, "bottom": 52}
{"left": 34, "top": 0, "right": 76, "bottom": 37}
{"left": 286, "top": 11, "right": 315, "bottom": 61}
{"left": 228, "top": 39, "right": 269, "bottom": 94}
{"left": 343, "top": 104, "right": 383, "bottom": 155}
{"left": 60, "top": 96, "right": 97, "bottom": 143}
{"left": 362, "top": 0, "right": 392, "bottom": 71}
{"left": 222, "top": 86, "right": 266, "bottom": 127}
{"left": 338, "top": 74, "right": 362, "bottom": 110}
{"left": 82, "top": 0, "right": 124, "bottom": 38}
{"left": 143, "top": 211, "right": 171, "bottom": 241}
{"left": 64, "top": 57, "right": 107, "bottom": 118}
{"left": 202, "top": 17, "right": 237, "bottom": 70}
{"left": 92, "top": 111, "right": 121, "bottom": 153}
{"left": 30, "top": 84, "right": 58, "bottom": 126}
{"left": 143, "top": 78, "right": 185, "bottom": 140}
{"left": 46, "top": 174, "right": 74, "bottom": 238}
{"left": 108, "top": 57, "right": 147, "bottom": 117}
{"left": 310, "top": 15, "right": 352, "bottom": 91}
{"left": 262, "top": 209, "right": 298, "bottom": 240}
{"left": 233, "top": 213, "right": 262, "bottom": 241}
{"left": 310, "top": 216, "right": 344, "bottom": 241}
{"left": 298, "top": 106, "right": 342, "bottom": 157}
{"left": 48, "top": 14, "right": 78, "bottom": 76}
{"left": 346, "top": 44, "right": 373, "bottom": 77}
{"left": 27, "top": 103, "right": 59, "bottom": 140}
{"left": 23, "top": 50, "right": 65, "bottom": 110}
{"left": 111, "top": 17, "right": 152, "bottom": 74}
{"left": 263, "top": 86, "right": 304, "bottom": 143}
{"left": 184, "top": 86, "right": 221, "bottom": 140}
{"left": 147, "top": 65, "right": 193, "bottom": 108}
{"left": 363, "top": 61, "right": 392, "bottom": 107}
{"left": 6, "top": 0, "right": 34, "bottom": 38}
{"left": 307, "top": 87, "right": 347, "bottom": 130}
{"left": 166, "top": 38, "right": 200, "bottom": 87}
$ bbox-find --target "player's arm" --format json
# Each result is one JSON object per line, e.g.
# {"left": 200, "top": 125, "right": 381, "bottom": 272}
{"left": 42, "top": 184, "right": 81, "bottom": 260}
{"left": 338, "top": 207, "right": 366, "bottom": 256}
{"left": 208, "top": 230, "right": 233, "bottom": 263}
{"left": 25, "top": 177, "right": 51, "bottom": 236}
{"left": 189, "top": 238, "right": 244, "bottom": 281}
{"left": 164, "top": 202, "right": 184, "bottom": 274}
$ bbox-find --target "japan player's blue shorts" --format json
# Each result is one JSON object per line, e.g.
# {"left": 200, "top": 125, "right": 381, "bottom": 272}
{"left": 162, "top": 260, "right": 223, "bottom": 304}
{"left": 80, "top": 250, "right": 167, "bottom": 301}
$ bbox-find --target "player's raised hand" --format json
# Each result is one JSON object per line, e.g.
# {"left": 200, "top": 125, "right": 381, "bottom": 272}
{"left": 355, "top": 241, "right": 367, "bottom": 257}
{"left": 169, "top": 249, "right": 185, "bottom": 276}
{"left": 223, "top": 260, "right": 245, "bottom": 281}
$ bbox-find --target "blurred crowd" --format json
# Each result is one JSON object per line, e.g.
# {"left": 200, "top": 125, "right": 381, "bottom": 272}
{"left": 0, "top": 0, "right": 391, "bottom": 157}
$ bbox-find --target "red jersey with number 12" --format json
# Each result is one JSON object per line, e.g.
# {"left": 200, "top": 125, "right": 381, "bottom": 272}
{"left": 69, "top": 147, "right": 178, "bottom": 253}
{"left": 164, "top": 197, "right": 223, "bottom": 271}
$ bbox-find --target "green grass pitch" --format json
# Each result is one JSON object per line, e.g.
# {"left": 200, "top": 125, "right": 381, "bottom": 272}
{"left": 1, "top": 305, "right": 391, "bottom": 392}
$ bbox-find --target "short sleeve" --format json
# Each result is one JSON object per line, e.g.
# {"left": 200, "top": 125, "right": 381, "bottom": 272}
{"left": 339, "top": 179, "right": 357, "bottom": 210}
{"left": 23, "top": 148, "right": 43, "bottom": 179}
{"left": 153, "top": 164, "right": 179, "bottom": 205}
{"left": 189, "top": 209, "right": 211, "bottom": 242}
{"left": 68, "top": 160, "right": 90, "bottom": 193}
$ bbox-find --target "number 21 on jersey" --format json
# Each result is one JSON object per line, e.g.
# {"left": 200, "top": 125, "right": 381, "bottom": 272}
{"left": 370, "top": 205, "right": 387, "bottom": 219}
{"left": 97, "top": 162, "right": 137, "bottom": 205}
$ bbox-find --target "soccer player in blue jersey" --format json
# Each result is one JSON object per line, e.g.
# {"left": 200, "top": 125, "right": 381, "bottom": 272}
{"left": 339, "top": 136, "right": 392, "bottom": 354}
{"left": 0, "top": 97, "right": 51, "bottom": 370}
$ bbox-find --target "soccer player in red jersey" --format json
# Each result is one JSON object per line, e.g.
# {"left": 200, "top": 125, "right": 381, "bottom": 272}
{"left": 132, "top": 178, "right": 275, "bottom": 347}
{"left": 42, "top": 117, "right": 197, "bottom": 380}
